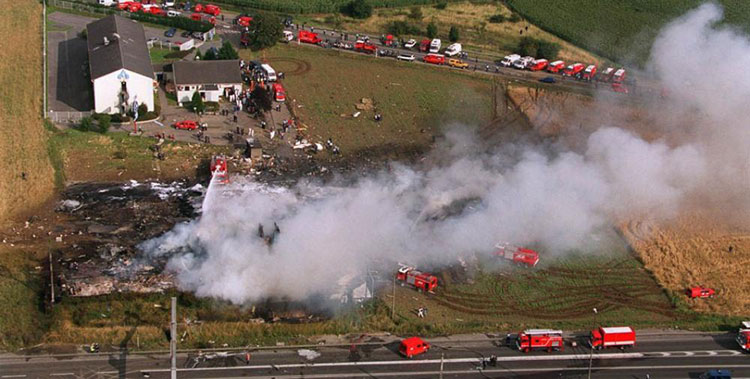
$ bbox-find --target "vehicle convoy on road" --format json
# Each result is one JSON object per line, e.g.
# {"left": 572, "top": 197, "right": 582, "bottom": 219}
{"left": 516, "top": 329, "right": 564, "bottom": 353}
{"left": 355, "top": 40, "right": 377, "bottom": 54}
{"left": 563, "top": 63, "right": 586, "bottom": 77}
{"left": 589, "top": 326, "right": 636, "bottom": 349}
{"left": 396, "top": 266, "right": 438, "bottom": 292}
{"left": 582, "top": 64, "right": 598, "bottom": 80}
{"left": 298, "top": 30, "right": 322, "bottom": 45}
{"left": 444, "top": 43, "right": 462, "bottom": 57}
{"left": 429, "top": 38, "right": 441, "bottom": 53}
{"left": 448, "top": 58, "right": 468, "bottom": 69}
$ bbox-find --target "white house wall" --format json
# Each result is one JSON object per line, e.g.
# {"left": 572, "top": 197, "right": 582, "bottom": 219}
{"left": 176, "top": 84, "right": 242, "bottom": 106}
{"left": 93, "top": 69, "right": 154, "bottom": 114}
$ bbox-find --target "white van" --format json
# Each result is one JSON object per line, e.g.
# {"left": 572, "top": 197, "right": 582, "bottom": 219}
{"left": 429, "top": 38, "right": 441, "bottom": 53}
{"left": 500, "top": 54, "right": 521, "bottom": 67}
{"left": 98, "top": 0, "right": 116, "bottom": 6}
{"left": 282, "top": 30, "right": 294, "bottom": 42}
{"left": 261, "top": 63, "right": 277, "bottom": 82}
{"left": 444, "top": 43, "right": 462, "bottom": 57}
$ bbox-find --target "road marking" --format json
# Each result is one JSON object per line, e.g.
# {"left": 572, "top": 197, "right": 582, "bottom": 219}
{"left": 2, "top": 375, "right": 27, "bottom": 378}
{"left": 50, "top": 374, "right": 75, "bottom": 377}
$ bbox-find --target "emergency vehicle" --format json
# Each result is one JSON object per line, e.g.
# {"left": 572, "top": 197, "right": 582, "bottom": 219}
{"left": 613, "top": 68, "right": 627, "bottom": 83}
{"left": 396, "top": 266, "right": 438, "bottom": 292}
{"left": 529, "top": 59, "right": 548, "bottom": 71}
{"left": 516, "top": 329, "right": 564, "bottom": 353}
{"left": 600, "top": 67, "right": 615, "bottom": 82}
{"left": 210, "top": 156, "right": 229, "bottom": 184}
{"left": 582, "top": 64, "right": 597, "bottom": 81}
{"left": 589, "top": 326, "right": 636, "bottom": 349}
{"left": 272, "top": 83, "right": 286, "bottom": 102}
{"left": 203, "top": 4, "right": 220, "bottom": 16}
{"left": 494, "top": 243, "right": 539, "bottom": 267}
{"left": 547, "top": 60, "right": 565, "bottom": 73}
{"left": 563, "top": 63, "right": 585, "bottom": 77}
{"left": 738, "top": 322, "right": 750, "bottom": 351}
{"left": 423, "top": 54, "right": 445, "bottom": 65}
{"left": 686, "top": 286, "right": 716, "bottom": 299}
{"left": 298, "top": 30, "right": 322, "bottom": 44}
{"left": 399, "top": 337, "right": 430, "bottom": 358}
{"left": 354, "top": 40, "right": 377, "bottom": 54}
{"left": 419, "top": 39, "right": 431, "bottom": 52}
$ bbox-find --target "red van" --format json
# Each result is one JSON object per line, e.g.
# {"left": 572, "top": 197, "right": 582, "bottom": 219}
{"left": 399, "top": 337, "right": 430, "bottom": 358}
{"left": 423, "top": 54, "right": 445, "bottom": 65}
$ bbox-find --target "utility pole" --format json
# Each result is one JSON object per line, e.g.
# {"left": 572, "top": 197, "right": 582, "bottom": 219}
{"left": 587, "top": 307, "right": 598, "bottom": 379}
{"left": 391, "top": 274, "right": 396, "bottom": 319}
{"left": 171, "top": 296, "right": 177, "bottom": 379}
{"left": 49, "top": 250, "right": 54, "bottom": 305}
{"left": 439, "top": 353, "right": 444, "bottom": 379}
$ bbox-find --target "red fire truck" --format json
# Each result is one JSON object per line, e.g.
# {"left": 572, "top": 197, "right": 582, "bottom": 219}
{"left": 494, "top": 243, "right": 539, "bottom": 267}
{"left": 399, "top": 337, "right": 430, "bottom": 358}
{"left": 563, "top": 63, "right": 585, "bottom": 77}
{"left": 582, "top": 64, "right": 597, "bottom": 81}
{"left": 737, "top": 322, "right": 750, "bottom": 351}
{"left": 547, "top": 60, "right": 565, "bottom": 73}
{"left": 210, "top": 155, "right": 229, "bottom": 184}
{"left": 419, "top": 39, "right": 431, "bottom": 52}
{"left": 298, "top": 30, "right": 322, "bottom": 44}
{"left": 516, "top": 329, "right": 564, "bottom": 353}
{"left": 203, "top": 4, "right": 220, "bottom": 16}
{"left": 589, "top": 326, "right": 636, "bottom": 349}
{"left": 354, "top": 40, "right": 377, "bottom": 54}
{"left": 397, "top": 266, "right": 438, "bottom": 292}
{"left": 686, "top": 286, "right": 715, "bottom": 299}
{"left": 272, "top": 83, "right": 286, "bottom": 102}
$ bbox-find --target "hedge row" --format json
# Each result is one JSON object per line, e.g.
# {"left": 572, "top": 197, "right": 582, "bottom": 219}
{"left": 51, "top": 0, "right": 213, "bottom": 32}
{"left": 210, "top": 0, "right": 457, "bottom": 14}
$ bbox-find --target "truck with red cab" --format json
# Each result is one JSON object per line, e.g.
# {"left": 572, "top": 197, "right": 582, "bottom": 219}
{"left": 397, "top": 266, "right": 438, "bottom": 292}
{"left": 354, "top": 40, "right": 377, "bottom": 54}
{"left": 272, "top": 83, "right": 286, "bottom": 102}
{"left": 686, "top": 286, "right": 715, "bottom": 298}
{"left": 547, "top": 60, "right": 565, "bottom": 73}
{"left": 563, "top": 63, "right": 585, "bottom": 78}
{"left": 737, "top": 322, "right": 750, "bottom": 352}
{"left": 423, "top": 53, "right": 445, "bottom": 65}
{"left": 582, "top": 64, "right": 597, "bottom": 81}
{"left": 516, "top": 329, "right": 564, "bottom": 353}
{"left": 203, "top": 4, "right": 220, "bottom": 16}
{"left": 399, "top": 337, "right": 430, "bottom": 358}
{"left": 419, "top": 39, "right": 431, "bottom": 52}
{"left": 298, "top": 30, "right": 322, "bottom": 45}
{"left": 494, "top": 243, "right": 539, "bottom": 267}
{"left": 600, "top": 67, "right": 615, "bottom": 82}
{"left": 589, "top": 326, "right": 636, "bottom": 350}
{"left": 530, "top": 59, "right": 548, "bottom": 71}
{"left": 613, "top": 68, "right": 627, "bottom": 83}
{"left": 210, "top": 155, "right": 229, "bottom": 184}
{"left": 236, "top": 16, "right": 252, "bottom": 27}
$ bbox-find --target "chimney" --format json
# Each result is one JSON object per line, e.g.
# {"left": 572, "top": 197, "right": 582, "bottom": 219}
{"left": 103, "top": 36, "right": 109, "bottom": 46}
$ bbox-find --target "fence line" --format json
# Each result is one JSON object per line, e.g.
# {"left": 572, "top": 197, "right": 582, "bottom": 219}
{"left": 48, "top": 110, "right": 92, "bottom": 124}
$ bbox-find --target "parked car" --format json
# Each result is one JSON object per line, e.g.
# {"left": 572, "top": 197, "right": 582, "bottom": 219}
{"left": 164, "top": 27, "right": 176, "bottom": 37}
{"left": 181, "top": 30, "right": 191, "bottom": 37}
{"left": 192, "top": 31, "right": 203, "bottom": 39}
{"left": 173, "top": 120, "right": 198, "bottom": 130}
{"left": 539, "top": 76, "right": 556, "bottom": 84}
{"left": 448, "top": 59, "right": 468, "bottom": 69}
{"left": 147, "top": 36, "right": 158, "bottom": 43}
{"left": 396, "top": 53, "right": 415, "bottom": 62}
{"left": 404, "top": 39, "right": 417, "bottom": 49}
{"left": 700, "top": 370, "right": 732, "bottom": 379}
{"left": 163, "top": 0, "right": 175, "bottom": 7}
{"left": 423, "top": 53, "right": 445, "bottom": 65}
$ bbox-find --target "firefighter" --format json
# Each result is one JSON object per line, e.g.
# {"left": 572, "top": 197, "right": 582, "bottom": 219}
{"left": 417, "top": 307, "right": 425, "bottom": 318}
{"left": 489, "top": 354, "right": 497, "bottom": 366}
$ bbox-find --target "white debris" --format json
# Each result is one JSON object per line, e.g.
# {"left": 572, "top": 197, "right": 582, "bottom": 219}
{"left": 297, "top": 349, "right": 321, "bottom": 361}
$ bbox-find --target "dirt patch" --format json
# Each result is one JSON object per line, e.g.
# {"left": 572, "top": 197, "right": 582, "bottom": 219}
{"left": 268, "top": 57, "right": 312, "bottom": 76}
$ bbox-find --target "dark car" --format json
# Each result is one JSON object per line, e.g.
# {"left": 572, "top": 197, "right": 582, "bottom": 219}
{"left": 283, "top": 16, "right": 293, "bottom": 27}
{"left": 700, "top": 370, "right": 731, "bottom": 379}
{"left": 539, "top": 76, "right": 556, "bottom": 84}
{"left": 181, "top": 30, "right": 191, "bottom": 38}
{"left": 164, "top": 27, "right": 176, "bottom": 38}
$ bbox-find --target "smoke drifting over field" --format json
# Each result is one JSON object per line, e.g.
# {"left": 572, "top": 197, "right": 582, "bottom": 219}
{"left": 141, "top": 4, "right": 748, "bottom": 304}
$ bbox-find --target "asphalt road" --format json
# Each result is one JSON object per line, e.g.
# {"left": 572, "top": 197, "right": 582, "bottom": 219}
{"left": 1, "top": 332, "right": 746, "bottom": 378}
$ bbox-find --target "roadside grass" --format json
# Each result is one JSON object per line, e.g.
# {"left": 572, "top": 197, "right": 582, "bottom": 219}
{"left": 0, "top": 0, "right": 56, "bottom": 225}
{"left": 506, "top": 0, "right": 750, "bottom": 66}
{"left": 294, "top": 2, "right": 598, "bottom": 63}
{"left": 0, "top": 247, "right": 48, "bottom": 350}
{"left": 48, "top": 129, "right": 230, "bottom": 182}
{"left": 241, "top": 43, "right": 493, "bottom": 157}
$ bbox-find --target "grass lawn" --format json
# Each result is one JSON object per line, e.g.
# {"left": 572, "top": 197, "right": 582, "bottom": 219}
{"left": 507, "top": 0, "right": 750, "bottom": 66}
{"left": 149, "top": 47, "right": 175, "bottom": 64}
{"left": 0, "top": 247, "right": 48, "bottom": 350}
{"left": 241, "top": 43, "right": 494, "bottom": 158}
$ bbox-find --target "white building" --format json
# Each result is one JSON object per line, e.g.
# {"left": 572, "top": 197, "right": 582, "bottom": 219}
{"left": 171, "top": 60, "right": 242, "bottom": 106}
{"left": 87, "top": 15, "right": 154, "bottom": 114}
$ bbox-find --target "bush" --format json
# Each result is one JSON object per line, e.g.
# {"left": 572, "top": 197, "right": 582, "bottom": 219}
{"left": 426, "top": 22, "right": 438, "bottom": 38}
{"left": 408, "top": 6, "right": 422, "bottom": 20}
{"left": 78, "top": 28, "right": 87, "bottom": 40}
{"left": 448, "top": 25, "right": 459, "bottom": 42}
{"left": 202, "top": 48, "right": 218, "bottom": 60}
{"left": 77, "top": 116, "right": 93, "bottom": 132}
{"left": 387, "top": 20, "right": 421, "bottom": 36}
{"left": 435, "top": 1, "right": 447, "bottom": 10}
{"left": 190, "top": 91, "right": 205, "bottom": 114}
{"left": 516, "top": 36, "right": 560, "bottom": 59}
{"left": 110, "top": 114, "right": 131, "bottom": 123}
{"left": 343, "top": 0, "right": 373, "bottom": 19}
{"left": 94, "top": 113, "right": 111, "bottom": 134}
{"left": 508, "top": 13, "right": 521, "bottom": 23}
{"left": 488, "top": 14, "right": 505, "bottom": 23}
{"left": 205, "top": 101, "right": 220, "bottom": 113}
{"left": 218, "top": 41, "right": 239, "bottom": 60}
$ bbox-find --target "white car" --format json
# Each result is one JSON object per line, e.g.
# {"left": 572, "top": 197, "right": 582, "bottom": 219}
{"left": 500, "top": 54, "right": 521, "bottom": 67}
{"left": 397, "top": 54, "right": 415, "bottom": 61}
{"left": 444, "top": 43, "right": 462, "bottom": 57}
{"left": 163, "top": 0, "right": 175, "bottom": 6}
{"left": 404, "top": 39, "right": 417, "bottom": 49}
{"left": 429, "top": 38, "right": 441, "bottom": 53}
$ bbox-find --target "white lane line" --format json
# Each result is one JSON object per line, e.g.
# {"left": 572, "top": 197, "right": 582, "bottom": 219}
{"left": 2, "top": 375, "right": 27, "bottom": 378}
{"left": 50, "top": 374, "right": 75, "bottom": 377}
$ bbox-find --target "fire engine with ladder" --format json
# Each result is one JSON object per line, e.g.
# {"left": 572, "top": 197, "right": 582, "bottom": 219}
{"left": 516, "top": 329, "right": 564, "bottom": 353}
{"left": 396, "top": 266, "right": 438, "bottom": 292}
{"left": 494, "top": 242, "right": 540, "bottom": 267}
{"left": 210, "top": 156, "right": 229, "bottom": 184}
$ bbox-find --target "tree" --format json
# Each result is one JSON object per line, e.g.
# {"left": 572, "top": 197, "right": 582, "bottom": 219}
{"left": 248, "top": 13, "right": 283, "bottom": 51}
{"left": 77, "top": 116, "right": 93, "bottom": 132}
{"left": 408, "top": 6, "right": 422, "bottom": 21}
{"left": 194, "top": 49, "right": 202, "bottom": 60}
{"left": 344, "top": 0, "right": 372, "bottom": 19}
{"left": 387, "top": 20, "right": 421, "bottom": 36}
{"left": 218, "top": 41, "right": 239, "bottom": 60}
{"left": 448, "top": 26, "right": 459, "bottom": 42}
{"left": 202, "top": 48, "right": 217, "bottom": 61}
{"left": 191, "top": 91, "right": 205, "bottom": 114}
{"left": 536, "top": 41, "right": 561, "bottom": 60}
{"left": 488, "top": 14, "right": 505, "bottom": 23}
{"left": 517, "top": 36, "right": 538, "bottom": 56}
{"left": 435, "top": 1, "right": 447, "bottom": 10}
{"left": 426, "top": 22, "right": 438, "bottom": 39}
{"left": 251, "top": 86, "right": 272, "bottom": 112}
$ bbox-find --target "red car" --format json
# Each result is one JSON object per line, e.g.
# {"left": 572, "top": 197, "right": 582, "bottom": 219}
{"left": 399, "top": 337, "right": 430, "bottom": 358}
{"left": 173, "top": 120, "right": 198, "bottom": 130}
{"left": 686, "top": 286, "right": 715, "bottom": 299}
{"left": 423, "top": 54, "right": 445, "bottom": 65}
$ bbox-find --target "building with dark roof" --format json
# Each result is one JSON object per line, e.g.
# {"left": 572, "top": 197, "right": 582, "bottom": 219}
{"left": 171, "top": 60, "right": 242, "bottom": 106}
{"left": 87, "top": 15, "right": 154, "bottom": 114}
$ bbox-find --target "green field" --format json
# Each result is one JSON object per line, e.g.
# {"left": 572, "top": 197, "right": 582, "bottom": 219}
{"left": 213, "top": 0, "right": 459, "bottom": 14}
{"left": 242, "top": 44, "right": 494, "bottom": 158}
{"left": 507, "top": 0, "right": 750, "bottom": 66}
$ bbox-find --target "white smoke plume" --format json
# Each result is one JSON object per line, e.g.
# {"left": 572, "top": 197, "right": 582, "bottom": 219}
{"left": 141, "top": 3, "right": 748, "bottom": 305}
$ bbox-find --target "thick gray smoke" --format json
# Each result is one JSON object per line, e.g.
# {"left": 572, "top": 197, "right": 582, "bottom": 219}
{"left": 141, "top": 3, "right": 748, "bottom": 305}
